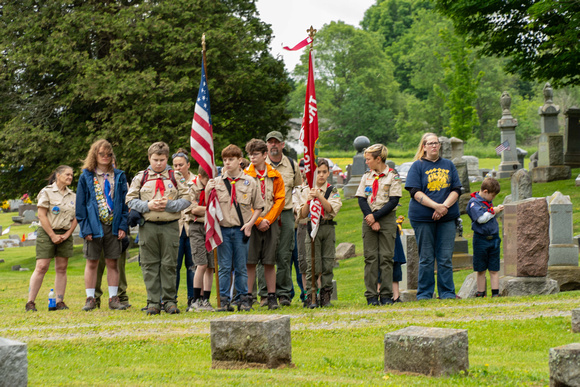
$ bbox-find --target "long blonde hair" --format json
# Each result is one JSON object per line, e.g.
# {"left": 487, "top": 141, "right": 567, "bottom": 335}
{"left": 412, "top": 132, "right": 438, "bottom": 161}
{"left": 82, "top": 139, "right": 114, "bottom": 173}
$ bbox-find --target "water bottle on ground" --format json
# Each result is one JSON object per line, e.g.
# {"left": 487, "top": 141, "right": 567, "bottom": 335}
{"left": 48, "top": 288, "right": 56, "bottom": 311}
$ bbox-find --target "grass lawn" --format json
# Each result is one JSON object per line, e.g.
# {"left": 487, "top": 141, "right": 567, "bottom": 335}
{"left": 1, "top": 170, "right": 580, "bottom": 386}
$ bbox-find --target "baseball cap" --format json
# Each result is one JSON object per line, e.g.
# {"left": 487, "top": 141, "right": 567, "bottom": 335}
{"left": 265, "top": 131, "right": 284, "bottom": 142}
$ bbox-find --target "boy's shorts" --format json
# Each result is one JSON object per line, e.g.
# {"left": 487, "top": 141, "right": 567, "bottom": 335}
{"left": 473, "top": 233, "right": 501, "bottom": 272}
{"left": 36, "top": 227, "right": 74, "bottom": 259}
{"left": 83, "top": 222, "right": 122, "bottom": 260}
{"left": 247, "top": 221, "right": 280, "bottom": 265}
{"left": 189, "top": 222, "right": 214, "bottom": 268}
{"left": 393, "top": 262, "right": 403, "bottom": 282}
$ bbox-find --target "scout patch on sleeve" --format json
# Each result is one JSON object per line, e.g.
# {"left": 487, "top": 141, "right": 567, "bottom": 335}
{"left": 332, "top": 187, "right": 338, "bottom": 193}
{"left": 333, "top": 193, "right": 340, "bottom": 198}
{"left": 180, "top": 177, "right": 186, "bottom": 184}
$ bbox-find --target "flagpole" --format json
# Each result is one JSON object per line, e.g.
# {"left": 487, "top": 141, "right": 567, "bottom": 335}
{"left": 201, "top": 33, "right": 221, "bottom": 309}
{"left": 306, "top": 25, "right": 318, "bottom": 309}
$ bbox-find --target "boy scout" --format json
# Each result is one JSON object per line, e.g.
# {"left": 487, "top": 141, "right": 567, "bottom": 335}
{"left": 298, "top": 158, "right": 342, "bottom": 308}
{"left": 126, "top": 142, "right": 191, "bottom": 315}
{"left": 205, "top": 144, "right": 264, "bottom": 312}
{"left": 244, "top": 139, "right": 285, "bottom": 310}
{"left": 355, "top": 144, "right": 402, "bottom": 306}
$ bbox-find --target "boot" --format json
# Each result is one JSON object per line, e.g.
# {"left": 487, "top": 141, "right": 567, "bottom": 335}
{"left": 216, "top": 297, "right": 234, "bottom": 312}
{"left": 320, "top": 288, "right": 333, "bottom": 307}
{"left": 267, "top": 294, "right": 279, "bottom": 310}
{"left": 305, "top": 291, "right": 318, "bottom": 309}
{"left": 238, "top": 294, "right": 253, "bottom": 312}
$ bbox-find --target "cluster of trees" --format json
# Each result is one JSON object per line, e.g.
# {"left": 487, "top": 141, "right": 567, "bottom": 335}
{"left": 288, "top": 0, "right": 580, "bottom": 150}
{"left": 0, "top": 0, "right": 290, "bottom": 197}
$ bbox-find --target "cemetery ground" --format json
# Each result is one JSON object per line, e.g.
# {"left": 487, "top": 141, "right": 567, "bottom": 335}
{"left": 1, "top": 168, "right": 579, "bottom": 386}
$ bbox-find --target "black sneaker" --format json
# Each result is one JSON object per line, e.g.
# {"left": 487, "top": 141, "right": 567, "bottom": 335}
{"left": 380, "top": 296, "right": 394, "bottom": 306}
{"left": 367, "top": 297, "right": 379, "bottom": 306}
{"left": 475, "top": 291, "right": 486, "bottom": 298}
{"left": 392, "top": 297, "right": 402, "bottom": 303}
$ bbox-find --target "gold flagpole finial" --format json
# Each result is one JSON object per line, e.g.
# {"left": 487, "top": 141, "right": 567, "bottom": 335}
{"left": 307, "top": 26, "right": 316, "bottom": 50}
{"left": 202, "top": 33, "right": 206, "bottom": 53}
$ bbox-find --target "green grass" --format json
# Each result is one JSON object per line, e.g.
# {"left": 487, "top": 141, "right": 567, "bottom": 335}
{"left": 1, "top": 173, "right": 580, "bottom": 386}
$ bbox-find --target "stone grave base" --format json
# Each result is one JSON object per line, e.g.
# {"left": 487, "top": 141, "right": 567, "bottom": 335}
{"left": 335, "top": 242, "right": 355, "bottom": 260}
{"left": 532, "top": 165, "right": 571, "bottom": 183}
{"left": 399, "top": 290, "right": 417, "bottom": 302}
{"left": 384, "top": 326, "right": 468, "bottom": 376}
{"left": 548, "top": 244, "right": 579, "bottom": 266}
{"left": 572, "top": 308, "right": 580, "bottom": 333}
{"left": 331, "top": 280, "right": 338, "bottom": 301}
{"left": 547, "top": 266, "right": 580, "bottom": 291}
{"left": 0, "top": 337, "right": 27, "bottom": 386}
{"left": 499, "top": 276, "right": 559, "bottom": 297}
{"left": 211, "top": 315, "right": 292, "bottom": 369}
{"left": 549, "top": 343, "right": 580, "bottom": 387}
{"left": 434, "top": 253, "right": 473, "bottom": 271}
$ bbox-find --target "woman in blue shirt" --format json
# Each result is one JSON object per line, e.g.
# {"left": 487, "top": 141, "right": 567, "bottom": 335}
{"left": 404, "top": 133, "right": 462, "bottom": 300}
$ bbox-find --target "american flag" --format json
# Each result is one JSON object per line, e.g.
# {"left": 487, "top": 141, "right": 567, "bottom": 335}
{"left": 191, "top": 58, "right": 222, "bottom": 251}
{"left": 495, "top": 140, "right": 510, "bottom": 155}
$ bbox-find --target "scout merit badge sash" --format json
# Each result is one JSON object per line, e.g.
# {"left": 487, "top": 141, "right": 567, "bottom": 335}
{"left": 94, "top": 175, "right": 113, "bottom": 225}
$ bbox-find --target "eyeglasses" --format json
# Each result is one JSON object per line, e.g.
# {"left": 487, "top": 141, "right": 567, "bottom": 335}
{"left": 98, "top": 152, "right": 113, "bottom": 158}
{"left": 172, "top": 152, "right": 189, "bottom": 161}
{"left": 425, "top": 142, "right": 440, "bottom": 147}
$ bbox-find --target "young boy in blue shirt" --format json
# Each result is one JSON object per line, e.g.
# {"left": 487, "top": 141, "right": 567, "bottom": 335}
{"left": 466, "top": 177, "right": 504, "bottom": 297}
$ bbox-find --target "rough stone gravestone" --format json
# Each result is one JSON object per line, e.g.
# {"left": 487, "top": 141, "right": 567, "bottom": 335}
{"left": 384, "top": 326, "right": 468, "bottom": 377}
{"left": 499, "top": 276, "right": 559, "bottom": 296}
{"left": 0, "top": 337, "right": 27, "bottom": 387}
{"left": 549, "top": 343, "right": 580, "bottom": 387}
{"left": 450, "top": 137, "right": 464, "bottom": 160}
{"left": 572, "top": 308, "right": 580, "bottom": 333}
{"left": 564, "top": 106, "right": 580, "bottom": 168}
{"left": 497, "top": 91, "right": 521, "bottom": 178}
{"left": 335, "top": 243, "right": 355, "bottom": 260}
{"left": 458, "top": 272, "right": 479, "bottom": 299}
{"left": 22, "top": 210, "right": 37, "bottom": 224}
{"left": 211, "top": 315, "right": 292, "bottom": 369}
{"left": 453, "top": 158, "right": 470, "bottom": 194}
{"left": 439, "top": 136, "right": 451, "bottom": 159}
{"left": 510, "top": 169, "right": 532, "bottom": 202}
{"left": 503, "top": 198, "right": 549, "bottom": 277}
{"left": 342, "top": 136, "right": 370, "bottom": 198}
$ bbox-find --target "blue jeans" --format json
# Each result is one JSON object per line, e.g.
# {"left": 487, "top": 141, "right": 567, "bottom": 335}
{"left": 411, "top": 220, "right": 456, "bottom": 300}
{"left": 217, "top": 227, "right": 249, "bottom": 301}
{"left": 176, "top": 228, "right": 195, "bottom": 299}
{"left": 291, "top": 228, "right": 305, "bottom": 298}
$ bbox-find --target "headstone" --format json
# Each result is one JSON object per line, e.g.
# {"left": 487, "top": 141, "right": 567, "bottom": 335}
{"left": 530, "top": 151, "right": 538, "bottom": 170}
{"left": 0, "top": 337, "right": 27, "bottom": 387}
{"left": 0, "top": 259, "right": 4, "bottom": 263}
{"left": 22, "top": 210, "right": 37, "bottom": 223}
{"left": 11, "top": 216, "right": 23, "bottom": 224}
{"left": 211, "top": 315, "right": 292, "bottom": 369}
{"left": 499, "top": 276, "right": 559, "bottom": 296}
{"left": 11, "top": 265, "right": 21, "bottom": 271}
{"left": 458, "top": 272, "right": 479, "bottom": 299}
{"left": 9, "top": 199, "right": 23, "bottom": 211}
{"left": 497, "top": 91, "right": 521, "bottom": 178}
{"left": 450, "top": 219, "right": 473, "bottom": 269}
{"left": 510, "top": 169, "right": 532, "bottom": 201}
{"left": 450, "top": 137, "right": 464, "bottom": 160}
{"left": 576, "top": 174, "right": 580, "bottom": 187}
{"left": 547, "top": 192, "right": 579, "bottom": 266}
{"left": 503, "top": 198, "right": 549, "bottom": 277}
{"left": 549, "top": 343, "right": 580, "bottom": 387}
{"left": 343, "top": 136, "right": 370, "bottom": 198}
{"left": 335, "top": 243, "right": 355, "bottom": 260}
{"left": 331, "top": 279, "right": 338, "bottom": 301}
{"left": 384, "top": 326, "right": 468, "bottom": 376}
{"left": 564, "top": 106, "right": 580, "bottom": 167}
{"left": 453, "top": 158, "right": 470, "bottom": 194}
{"left": 18, "top": 204, "right": 37, "bottom": 217}
{"left": 439, "top": 136, "right": 451, "bottom": 159}
{"left": 572, "top": 308, "right": 580, "bottom": 333}
{"left": 400, "top": 229, "right": 419, "bottom": 291}
{"left": 462, "top": 155, "right": 479, "bottom": 177}
{"left": 547, "top": 266, "right": 580, "bottom": 291}
{"left": 516, "top": 148, "right": 528, "bottom": 169}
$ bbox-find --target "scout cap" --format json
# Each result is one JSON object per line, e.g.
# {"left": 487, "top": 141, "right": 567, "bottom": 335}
{"left": 266, "top": 131, "right": 284, "bottom": 142}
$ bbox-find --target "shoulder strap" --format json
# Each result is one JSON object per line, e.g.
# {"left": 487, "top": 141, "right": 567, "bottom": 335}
{"left": 324, "top": 184, "right": 334, "bottom": 200}
{"left": 140, "top": 170, "right": 149, "bottom": 187}
{"left": 168, "top": 169, "right": 178, "bottom": 187}
{"left": 141, "top": 169, "right": 178, "bottom": 187}
{"left": 287, "top": 156, "right": 295, "bottom": 174}
{"left": 223, "top": 177, "right": 245, "bottom": 226}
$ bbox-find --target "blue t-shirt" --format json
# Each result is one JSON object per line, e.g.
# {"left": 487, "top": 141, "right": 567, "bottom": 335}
{"left": 405, "top": 158, "right": 461, "bottom": 223}
{"left": 466, "top": 192, "right": 499, "bottom": 235}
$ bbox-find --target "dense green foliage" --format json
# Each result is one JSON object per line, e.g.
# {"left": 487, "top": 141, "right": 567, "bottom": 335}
{"left": 434, "top": 0, "right": 580, "bottom": 88}
{"left": 0, "top": 0, "right": 290, "bottom": 198}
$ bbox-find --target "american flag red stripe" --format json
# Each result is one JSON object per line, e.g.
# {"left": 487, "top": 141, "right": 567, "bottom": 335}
{"left": 190, "top": 57, "right": 222, "bottom": 251}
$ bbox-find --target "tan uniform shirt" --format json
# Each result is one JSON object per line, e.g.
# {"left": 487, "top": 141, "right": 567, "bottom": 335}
{"left": 95, "top": 168, "right": 115, "bottom": 199}
{"left": 355, "top": 167, "right": 403, "bottom": 212}
{"left": 126, "top": 168, "right": 190, "bottom": 222}
{"left": 178, "top": 171, "right": 197, "bottom": 236}
{"left": 266, "top": 155, "right": 302, "bottom": 210}
{"left": 298, "top": 183, "right": 342, "bottom": 221}
{"left": 189, "top": 175, "right": 207, "bottom": 224}
{"left": 292, "top": 183, "right": 310, "bottom": 225}
{"left": 37, "top": 183, "right": 76, "bottom": 230}
{"left": 214, "top": 171, "right": 265, "bottom": 228}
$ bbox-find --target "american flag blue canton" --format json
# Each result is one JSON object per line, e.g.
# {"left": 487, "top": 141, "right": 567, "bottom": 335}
{"left": 495, "top": 140, "right": 510, "bottom": 155}
{"left": 196, "top": 71, "right": 212, "bottom": 123}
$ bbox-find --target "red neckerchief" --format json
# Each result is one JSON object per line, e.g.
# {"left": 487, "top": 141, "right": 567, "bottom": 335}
{"left": 371, "top": 172, "right": 385, "bottom": 203}
{"left": 227, "top": 177, "right": 240, "bottom": 206}
{"left": 471, "top": 192, "right": 494, "bottom": 214}
{"left": 307, "top": 183, "right": 330, "bottom": 218}
{"left": 155, "top": 177, "right": 165, "bottom": 197}
{"left": 257, "top": 169, "right": 266, "bottom": 200}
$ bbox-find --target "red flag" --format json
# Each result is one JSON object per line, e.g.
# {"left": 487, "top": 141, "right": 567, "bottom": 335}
{"left": 283, "top": 36, "right": 313, "bottom": 51}
{"left": 299, "top": 51, "right": 321, "bottom": 238}
{"left": 190, "top": 58, "right": 223, "bottom": 251}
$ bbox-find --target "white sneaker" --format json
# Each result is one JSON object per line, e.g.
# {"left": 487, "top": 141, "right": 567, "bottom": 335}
{"left": 186, "top": 299, "right": 201, "bottom": 312}
{"left": 198, "top": 299, "right": 215, "bottom": 312}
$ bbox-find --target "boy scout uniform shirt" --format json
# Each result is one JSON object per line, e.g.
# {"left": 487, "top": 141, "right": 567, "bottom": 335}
{"left": 355, "top": 168, "right": 402, "bottom": 212}
{"left": 214, "top": 171, "right": 265, "bottom": 228}
{"left": 244, "top": 163, "right": 285, "bottom": 226}
{"left": 298, "top": 183, "right": 342, "bottom": 221}
{"left": 126, "top": 168, "right": 191, "bottom": 222}
{"left": 293, "top": 183, "right": 310, "bottom": 225}
{"left": 178, "top": 171, "right": 197, "bottom": 236}
{"left": 189, "top": 175, "right": 207, "bottom": 224}
{"left": 37, "top": 183, "right": 76, "bottom": 230}
{"left": 95, "top": 168, "right": 115, "bottom": 199}
{"left": 266, "top": 155, "right": 302, "bottom": 210}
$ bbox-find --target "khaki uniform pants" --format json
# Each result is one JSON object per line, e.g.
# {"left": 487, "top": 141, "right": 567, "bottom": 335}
{"left": 304, "top": 223, "right": 335, "bottom": 292}
{"left": 362, "top": 212, "right": 396, "bottom": 299}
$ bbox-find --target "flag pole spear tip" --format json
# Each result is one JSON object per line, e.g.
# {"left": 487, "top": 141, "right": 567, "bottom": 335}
{"left": 202, "top": 33, "right": 206, "bottom": 51}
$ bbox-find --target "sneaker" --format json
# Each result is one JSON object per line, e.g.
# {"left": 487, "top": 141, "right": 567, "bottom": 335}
{"left": 492, "top": 293, "right": 501, "bottom": 298}
{"left": 187, "top": 297, "right": 195, "bottom": 307}
{"left": 25, "top": 301, "right": 37, "bottom": 312}
{"left": 165, "top": 304, "right": 180, "bottom": 314}
{"left": 109, "top": 296, "right": 129, "bottom": 310}
{"left": 367, "top": 297, "right": 379, "bottom": 306}
{"left": 238, "top": 295, "right": 253, "bottom": 312}
{"left": 278, "top": 295, "right": 291, "bottom": 307}
{"left": 475, "top": 291, "right": 486, "bottom": 298}
{"left": 186, "top": 299, "right": 201, "bottom": 312}
{"left": 267, "top": 294, "right": 279, "bottom": 310}
{"left": 259, "top": 297, "right": 268, "bottom": 307}
{"left": 82, "top": 297, "right": 97, "bottom": 311}
{"left": 198, "top": 299, "right": 215, "bottom": 312}
{"left": 216, "top": 297, "right": 234, "bottom": 312}
{"left": 55, "top": 301, "right": 69, "bottom": 310}
{"left": 146, "top": 307, "right": 160, "bottom": 316}
{"left": 380, "top": 296, "right": 394, "bottom": 306}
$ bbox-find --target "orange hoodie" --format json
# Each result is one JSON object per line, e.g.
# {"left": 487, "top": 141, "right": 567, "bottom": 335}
{"left": 245, "top": 163, "right": 286, "bottom": 227}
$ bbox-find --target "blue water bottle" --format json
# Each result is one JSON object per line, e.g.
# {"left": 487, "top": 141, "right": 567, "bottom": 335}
{"left": 48, "top": 288, "right": 56, "bottom": 311}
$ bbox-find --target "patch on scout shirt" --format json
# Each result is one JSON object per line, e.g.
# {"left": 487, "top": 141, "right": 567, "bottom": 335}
{"left": 180, "top": 177, "right": 186, "bottom": 184}
{"left": 168, "top": 183, "right": 173, "bottom": 189}
{"left": 470, "top": 202, "right": 475, "bottom": 208}
{"left": 243, "top": 180, "right": 250, "bottom": 186}
{"left": 364, "top": 186, "right": 372, "bottom": 196}
{"left": 51, "top": 206, "right": 60, "bottom": 215}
